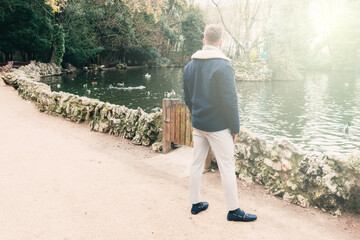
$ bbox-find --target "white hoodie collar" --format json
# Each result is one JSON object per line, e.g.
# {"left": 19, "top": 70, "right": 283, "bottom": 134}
{"left": 191, "top": 45, "right": 231, "bottom": 62}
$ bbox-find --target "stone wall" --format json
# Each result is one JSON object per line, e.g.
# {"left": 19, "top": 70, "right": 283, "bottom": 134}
{"left": 1, "top": 68, "right": 162, "bottom": 147}
{"left": 235, "top": 128, "right": 360, "bottom": 215}
{"left": 233, "top": 60, "right": 272, "bottom": 81}
{"left": 18, "top": 62, "right": 62, "bottom": 79}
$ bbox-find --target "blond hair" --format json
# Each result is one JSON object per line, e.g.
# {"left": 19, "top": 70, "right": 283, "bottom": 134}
{"left": 204, "top": 24, "right": 223, "bottom": 45}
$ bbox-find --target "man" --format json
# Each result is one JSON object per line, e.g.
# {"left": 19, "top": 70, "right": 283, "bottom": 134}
{"left": 183, "top": 24, "right": 257, "bottom": 222}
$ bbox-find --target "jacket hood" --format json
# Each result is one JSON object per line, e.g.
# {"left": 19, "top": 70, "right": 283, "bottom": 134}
{"left": 191, "top": 45, "right": 231, "bottom": 62}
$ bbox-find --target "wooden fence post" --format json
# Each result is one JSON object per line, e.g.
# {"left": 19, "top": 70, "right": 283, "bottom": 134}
{"left": 162, "top": 98, "right": 181, "bottom": 154}
{"left": 162, "top": 99, "right": 171, "bottom": 154}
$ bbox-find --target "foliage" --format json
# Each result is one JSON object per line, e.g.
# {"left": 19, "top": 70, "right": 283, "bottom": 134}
{"left": 62, "top": 0, "right": 159, "bottom": 66}
{"left": 2, "top": 0, "right": 359, "bottom": 71}
{"left": 0, "top": 0, "right": 53, "bottom": 61}
{"left": 0, "top": 0, "right": 207, "bottom": 66}
{"left": 62, "top": 0, "right": 105, "bottom": 67}
{"left": 248, "top": 48, "right": 258, "bottom": 62}
{"left": 123, "top": 0, "right": 167, "bottom": 22}
{"left": 127, "top": 46, "right": 161, "bottom": 66}
{"left": 209, "top": 0, "right": 360, "bottom": 72}
{"left": 45, "top": 0, "right": 67, "bottom": 13}
{"left": 264, "top": 0, "right": 313, "bottom": 78}
{"left": 181, "top": 5, "right": 205, "bottom": 59}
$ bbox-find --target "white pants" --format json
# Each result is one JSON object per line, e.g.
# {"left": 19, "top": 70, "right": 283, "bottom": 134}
{"left": 190, "top": 128, "right": 239, "bottom": 211}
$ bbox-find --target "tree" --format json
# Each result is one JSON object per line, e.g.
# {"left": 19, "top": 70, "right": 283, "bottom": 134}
{"left": 0, "top": 0, "right": 208, "bottom": 67}
{"left": 264, "top": 0, "right": 313, "bottom": 79}
{"left": 181, "top": 5, "right": 205, "bottom": 60}
{"left": 122, "top": 0, "right": 167, "bottom": 22}
{"left": 211, "top": 0, "right": 273, "bottom": 61}
{"left": 0, "top": 0, "right": 53, "bottom": 61}
{"left": 45, "top": 0, "right": 67, "bottom": 66}
{"left": 62, "top": 0, "right": 103, "bottom": 67}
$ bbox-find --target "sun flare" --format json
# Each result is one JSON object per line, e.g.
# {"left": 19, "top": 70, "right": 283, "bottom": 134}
{"left": 308, "top": 0, "right": 346, "bottom": 40}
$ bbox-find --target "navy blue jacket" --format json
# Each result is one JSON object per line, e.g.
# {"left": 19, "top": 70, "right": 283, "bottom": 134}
{"left": 183, "top": 48, "right": 240, "bottom": 134}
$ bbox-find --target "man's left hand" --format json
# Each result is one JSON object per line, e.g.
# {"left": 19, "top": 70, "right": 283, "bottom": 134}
{"left": 232, "top": 133, "right": 238, "bottom": 144}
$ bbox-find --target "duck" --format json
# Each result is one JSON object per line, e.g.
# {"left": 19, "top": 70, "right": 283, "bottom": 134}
{"left": 117, "top": 82, "right": 125, "bottom": 87}
{"left": 145, "top": 73, "right": 151, "bottom": 79}
{"left": 344, "top": 122, "right": 351, "bottom": 134}
{"left": 164, "top": 92, "right": 171, "bottom": 98}
{"left": 151, "top": 106, "right": 162, "bottom": 112}
{"left": 83, "top": 84, "right": 87, "bottom": 88}
{"left": 86, "top": 89, "right": 91, "bottom": 94}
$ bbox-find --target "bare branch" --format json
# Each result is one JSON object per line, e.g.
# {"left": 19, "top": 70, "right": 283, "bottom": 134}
{"left": 211, "top": 0, "right": 244, "bottom": 51}
{"left": 250, "top": 35, "right": 263, "bottom": 49}
{"left": 251, "top": 1, "right": 261, "bottom": 21}
{"left": 169, "top": 21, "right": 181, "bottom": 28}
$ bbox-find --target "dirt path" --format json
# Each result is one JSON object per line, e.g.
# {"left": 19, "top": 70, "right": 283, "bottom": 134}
{"left": 0, "top": 80, "right": 359, "bottom": 240}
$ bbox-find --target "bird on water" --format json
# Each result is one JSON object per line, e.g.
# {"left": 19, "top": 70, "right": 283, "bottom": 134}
{"left": 344, "top": 122, "right": 351, "bottom": 134}
{"left": 145, "top": 73, "right": 151, "bottom": 79}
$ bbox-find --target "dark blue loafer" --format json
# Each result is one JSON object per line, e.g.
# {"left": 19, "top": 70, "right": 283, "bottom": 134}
{"left": 227, "top": 208, "right": 257, "bottom": 222}
{"left": 191, "top": 202, "right": 209, "bottom": 215}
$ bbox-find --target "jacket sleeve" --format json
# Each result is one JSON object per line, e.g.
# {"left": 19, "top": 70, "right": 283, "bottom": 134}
{"left": 217, "top": 64, "right": 240, "bottom": 134}
{"left": 183, "top": 67, "right": 193, "bottom": 113}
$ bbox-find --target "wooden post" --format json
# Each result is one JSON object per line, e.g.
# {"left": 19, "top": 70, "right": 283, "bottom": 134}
{"left": 175, "top": 103, "right": 181, "bottom": 143}
{"left": 162, "top": 99, "right": 171, "bottom": 153}
{"left": 180, "top": 105, "right": 186, "bottom": 145}
{"left": 162, "top": 98, "right": 181, "bottom": 154}
{"left": 170, "top": 100, "right": 176, "bottom": 142}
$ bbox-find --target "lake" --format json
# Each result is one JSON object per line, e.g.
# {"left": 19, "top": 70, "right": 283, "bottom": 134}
{"left": 41, "top": 68, "right": 360, "bottom": 153}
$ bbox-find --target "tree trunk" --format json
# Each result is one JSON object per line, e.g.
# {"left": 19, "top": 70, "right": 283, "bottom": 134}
{"left": 122, "top": 49, "right": 126, "bottom": 64}
{"left": 4, "top": 51, "right": 10, "bottom": 62}
{"left": 50, "top": 47, "right": 55, "bottom": 63}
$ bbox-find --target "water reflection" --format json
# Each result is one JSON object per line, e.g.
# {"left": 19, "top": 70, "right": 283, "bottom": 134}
{"left": 41, "top": 69, "right": 360, "bottom": 153}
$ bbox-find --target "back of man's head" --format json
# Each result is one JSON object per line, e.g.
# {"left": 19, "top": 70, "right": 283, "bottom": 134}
{"left": 204, "top": 24, "right": 223, "bottom": 45}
